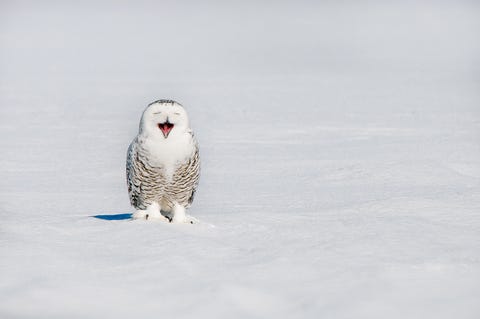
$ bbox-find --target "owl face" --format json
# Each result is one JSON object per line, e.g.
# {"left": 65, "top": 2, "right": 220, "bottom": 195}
{"left": 140, "top": 100, "right": 189, "bottom": 139}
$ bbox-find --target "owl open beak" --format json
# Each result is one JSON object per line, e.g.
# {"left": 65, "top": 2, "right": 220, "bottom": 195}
{"left": 158, "top": 121, "right": 174, "bottom": 138}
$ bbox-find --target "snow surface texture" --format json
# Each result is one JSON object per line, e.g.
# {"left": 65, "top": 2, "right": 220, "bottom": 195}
{"left": 1, "top": 1, "right": 479, "bottom": 318}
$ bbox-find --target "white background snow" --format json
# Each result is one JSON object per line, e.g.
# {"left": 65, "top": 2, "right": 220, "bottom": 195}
{"left": 1, "top": 1, "right": 479, "bottom": 318}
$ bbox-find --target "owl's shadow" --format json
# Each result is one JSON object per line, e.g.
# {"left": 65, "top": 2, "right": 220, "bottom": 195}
{"left": 92, "top": 213, "right": 132, "bottom": 221}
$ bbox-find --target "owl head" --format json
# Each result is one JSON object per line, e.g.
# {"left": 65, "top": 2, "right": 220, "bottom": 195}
{"left": 139, "top": 100, "right": 190, "bottom": 139}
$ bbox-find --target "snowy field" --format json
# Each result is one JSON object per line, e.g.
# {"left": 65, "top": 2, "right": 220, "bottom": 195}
{"left": 1, "top": 1, "right": 480, "bottom": 318}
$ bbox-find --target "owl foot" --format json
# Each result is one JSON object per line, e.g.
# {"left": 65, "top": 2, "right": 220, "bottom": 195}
{"left": 167, "top": 203, "right": 197, "bottom": 224}
{"left": 185, "top": 215, "right": 199, "bottom": 224}
{"left": 164, "top": 214, "right": 197, "bottom": 224}
{"left": 132, "top": 202, "right": 168, "bottom": 222}
{"left": 132, "top": 209, "right": 148, "bottom": 219}
{"left": 170, "top": 203, "right": 186, "bottom": 223}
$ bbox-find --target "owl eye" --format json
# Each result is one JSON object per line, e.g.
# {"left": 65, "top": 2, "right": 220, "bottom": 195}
{"left": 174, "top": 112, "right": 180, "bottom": 115}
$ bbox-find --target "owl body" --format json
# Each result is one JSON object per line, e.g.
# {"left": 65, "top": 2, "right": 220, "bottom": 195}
{"left": 126, "top": 100, "right": 200, "bottom": 222}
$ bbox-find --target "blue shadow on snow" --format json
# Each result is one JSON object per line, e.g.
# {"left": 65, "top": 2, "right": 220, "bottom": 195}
{"left": 92, "top": 213, "right": 132, "bottom": 221}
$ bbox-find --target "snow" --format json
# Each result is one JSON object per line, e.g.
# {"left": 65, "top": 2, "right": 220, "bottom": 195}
{"left": 1, "top": 1, "right": 480, "bottom": 318}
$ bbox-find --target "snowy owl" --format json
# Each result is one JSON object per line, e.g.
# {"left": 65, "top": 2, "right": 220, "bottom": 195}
{"left": 126, "top": 100, "right": 200, "bottom": 223}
